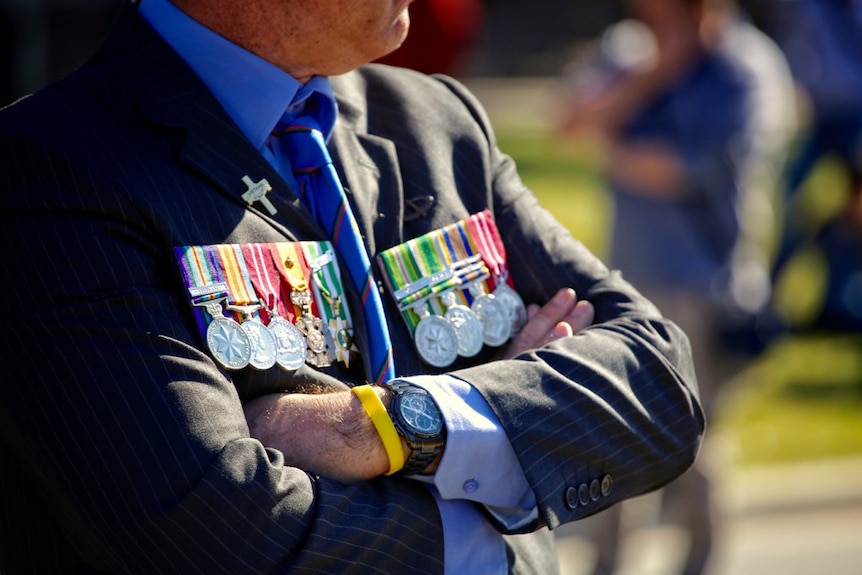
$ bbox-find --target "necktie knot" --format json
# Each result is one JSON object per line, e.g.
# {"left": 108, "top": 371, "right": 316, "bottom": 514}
{"left": 275, "top": 116, "right": 332, "bottom": 173}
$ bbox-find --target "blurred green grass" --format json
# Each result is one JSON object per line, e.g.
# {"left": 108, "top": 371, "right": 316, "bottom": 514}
{"left": 497, "top": 128, "right": 611, "bottom": 259}
{"left": 496, "top": 126, "right": 862, "bottom": 467}
{"left": 717, "top": 333, "right": 862, "bottom": 465}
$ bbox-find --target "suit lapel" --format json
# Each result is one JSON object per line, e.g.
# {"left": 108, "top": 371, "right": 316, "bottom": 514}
{"left": 177, "top": 106, "right": 324, "bottom": 242}
{"left": 330, "top": 111, "right": 405, "bottom": 256}
{"left": 113, "top": 4, "right": 324, "bottom": 242}
{"left": 112, "top": 7, "right": 411, "bottom": 253}
{"left": 329, "top": 133, "right": 403, "bottom": 382}
{"left": 110, "top": 7, "right": 408, "bottom": 380}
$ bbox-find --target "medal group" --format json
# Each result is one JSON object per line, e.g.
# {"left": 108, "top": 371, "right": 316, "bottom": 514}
{"left": 176, "top": 211, "right": 527, "bottom": 373}
{"left": 377, "top": 210, "right": 527, "bottom": 368}
{"left": 176, "top": 241, "right": 358, "bottom": 372}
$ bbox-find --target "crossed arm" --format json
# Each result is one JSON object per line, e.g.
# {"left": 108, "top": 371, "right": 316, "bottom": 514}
{"left": 243, "top": 287, "right": 595, "bottom": 483}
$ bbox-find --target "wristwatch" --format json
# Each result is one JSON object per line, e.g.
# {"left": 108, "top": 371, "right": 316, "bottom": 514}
{"left": 383, "top": 380, "right": 447, "bottom": 475}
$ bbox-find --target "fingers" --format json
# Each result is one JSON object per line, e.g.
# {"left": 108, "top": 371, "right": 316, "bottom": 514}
{"left": 515, "top": 288, "right": 578, "bottom": 349}
{"left": 540, "top": 300, "right": 593, "bottom": 347}
{"left": 566, "top": 299, "right": 595, "bottom": 335}
{"left": 502, "top": 289, "right": 595, "bottom": 359}
{"left": 551, "top": 321, "right": 574, "bottom": 339}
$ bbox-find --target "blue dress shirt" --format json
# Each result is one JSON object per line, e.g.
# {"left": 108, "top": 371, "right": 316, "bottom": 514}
{"left": 139, "top": 1, "right": 538, "bottom": 572}
{"left": 608, "top": 52, "right": 753, "bottom": 295}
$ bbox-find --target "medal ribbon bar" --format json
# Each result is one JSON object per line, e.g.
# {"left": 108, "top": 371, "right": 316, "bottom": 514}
{"left": 216, "top": 244, "right": 261, "bottom": 315}
{"left": 466, "top": 211, "right": 528, "bottom": 335}
{"left": 241, "top": 243, "right": 284, "bottom": 323}
{"left": 273, "top": 242, "right": 333, "bottom": 368}
{"left": 466, "top": 211, "right": 508, "bottom": 292}
{"left": 175, "top": 241, "right": 356, "bottom": 373}
{"left": 376, "top": 211, "right": 525, "bottom": 364}
{"left": 303, "top": 241, "right": 358, "bottom": 367}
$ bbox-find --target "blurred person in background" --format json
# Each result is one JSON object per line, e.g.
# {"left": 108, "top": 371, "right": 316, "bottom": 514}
{"left": 767, "top": 0, "right": 862, "bottom": 333}
{"left": 556, "top": 0, "right": 796, "bottom": 573}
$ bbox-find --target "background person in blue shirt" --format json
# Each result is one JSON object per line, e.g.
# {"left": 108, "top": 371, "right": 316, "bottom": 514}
{"left": 0, "top": 0, "right": 704, "bottom": 573}
{"left": 557, "top": 0, "right": 793, "bottom": 573}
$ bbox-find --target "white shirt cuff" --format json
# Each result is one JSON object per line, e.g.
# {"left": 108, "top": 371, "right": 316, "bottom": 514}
{"left": 399, "top": 374, "right": 538, "bottom": 530}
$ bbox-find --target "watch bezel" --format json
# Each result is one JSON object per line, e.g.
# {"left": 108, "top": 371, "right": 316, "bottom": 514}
{"left": 384, "top": 380, "right": 447, "bottom": 475}
{"left": 394, "top": 388, "right": 444, "bottom": 439}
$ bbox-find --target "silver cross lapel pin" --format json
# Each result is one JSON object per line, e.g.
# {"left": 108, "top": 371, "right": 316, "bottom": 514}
{"left": 241, "top": 175, "right": 277, "bottom": 215}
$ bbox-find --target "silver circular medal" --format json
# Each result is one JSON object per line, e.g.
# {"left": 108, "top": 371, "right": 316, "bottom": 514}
{"left": 206, "top": 316, "right": 252, "bottom": 370}
{"left": 471, "top": 293, "right": 512, "bottom": 347}
{"left": 444, "top": 305, "right": 484, "bottom": 357}
{"left": 241, "top": 319, "right": 278, "bottom": 370}
{"left": 494, "top": 283, "right": 528, "bottom": 336}
{"left": 268, "top": 316, "right": 307, "bottom": 371}
{"left": 414, "top": 314, "right": 459, "bottom": 368}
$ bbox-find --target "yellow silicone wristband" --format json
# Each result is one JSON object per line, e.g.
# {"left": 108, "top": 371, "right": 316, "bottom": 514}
{"left": 351, "top": 385, "right": 406, "bottom": 475}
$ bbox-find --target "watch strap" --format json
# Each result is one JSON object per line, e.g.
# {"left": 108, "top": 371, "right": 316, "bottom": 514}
{"left": 400, "top": 434, "right": 446, "bottom": 475}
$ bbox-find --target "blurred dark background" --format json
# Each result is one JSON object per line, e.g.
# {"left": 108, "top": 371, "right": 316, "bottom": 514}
{"left": 1, "top": 0, "right": 783, "bottom": 106}
{"left": 1, "top": 0, "right": 120, "bottom": 106}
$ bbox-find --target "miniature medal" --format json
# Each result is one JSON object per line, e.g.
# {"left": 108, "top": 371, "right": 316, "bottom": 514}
{"left": 413, "top": 305, "right": 459, "bottom": 368}
{"left": 334, "top": 320, "right": 355, "bottom": 355}
{"left": 242, "top": 319, "right": 278, "bottom": 370}
{"left": 239, "top": 242, "right": 306, "bottom": 371}
{"left": 268, "top": 315, "right": 307, "bottom": 371}
{"left": 291, "top": 289, "right": 332, "bottom": 368}
{"left": 326, "top": 295, "right": 356, "bottom": 364}
{"left": 305, "top": 243, "right": 358, "bottom": 368}
{"left": 178, "top": 245, "right": 251, "bottom": 370}
{"left": 440, "top": 291, "right": 483, "bottom": 357}
{"left": 461, "top": 211, "right": 524, "bottom": 339}
{"left": 274, "top": 244, "right": 334, "bottom": 369}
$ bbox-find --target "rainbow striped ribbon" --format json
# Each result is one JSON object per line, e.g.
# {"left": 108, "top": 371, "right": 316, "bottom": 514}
{"left": 377, "top": 217, "right": 493, "bottom": 333}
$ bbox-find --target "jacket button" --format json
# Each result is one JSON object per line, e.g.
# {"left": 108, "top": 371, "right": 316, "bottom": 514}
{"left": 565, "top": 485, "right": 579, "bottom": 509}
{"left": 578, "top": 483, "right": 590, "bottom": 506}
{"left": 601, "top": 474, "right": 613, "bottom": 497}
{"left": 590, "top": 479, "right": 601, "bottom": 501}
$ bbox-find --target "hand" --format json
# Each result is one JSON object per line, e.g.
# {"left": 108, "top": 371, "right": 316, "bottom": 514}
{"left": 503, "top": 288, "right": 594, "bottom": 359}
{"left": 244, "top": 389, "right": 393, "bottom": 484}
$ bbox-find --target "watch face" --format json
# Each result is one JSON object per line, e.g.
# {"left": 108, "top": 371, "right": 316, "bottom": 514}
{"left": 398, "top": 391, "right": 443, "bottom": 437}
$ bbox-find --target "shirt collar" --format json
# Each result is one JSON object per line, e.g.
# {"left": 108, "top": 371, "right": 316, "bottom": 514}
{"left": 138, "top": 0, "right": 337, "bottom": 148}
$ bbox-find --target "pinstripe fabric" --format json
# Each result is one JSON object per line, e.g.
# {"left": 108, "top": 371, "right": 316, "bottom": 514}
{"left": 0, "top": 3, "right": 703, "bottom": 574}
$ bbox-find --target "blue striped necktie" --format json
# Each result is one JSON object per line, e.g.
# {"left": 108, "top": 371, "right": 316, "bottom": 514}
{"left": 275, "top": 114, "right": 396, "bottom": 384}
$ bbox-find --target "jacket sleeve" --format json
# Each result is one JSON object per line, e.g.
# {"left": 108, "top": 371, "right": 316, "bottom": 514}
{"left": 0, "top": 101, "right": 446, "bottom": 574}
{"left": 436, "top": 74, "right": 706, "bottom": 531}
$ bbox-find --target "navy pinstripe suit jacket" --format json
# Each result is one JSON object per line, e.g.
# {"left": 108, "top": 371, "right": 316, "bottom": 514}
{"left": 0, "top": 4, "right": 704, "bottom": 573}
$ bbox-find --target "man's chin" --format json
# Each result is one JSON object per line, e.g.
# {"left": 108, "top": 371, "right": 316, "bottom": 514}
{"left": 374, "top": 19, "right": 410, "bottom": 62}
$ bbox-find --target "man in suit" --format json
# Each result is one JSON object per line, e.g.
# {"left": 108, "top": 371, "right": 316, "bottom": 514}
{"left": 0, "top": 0, "right": 704, "bottom": 573}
